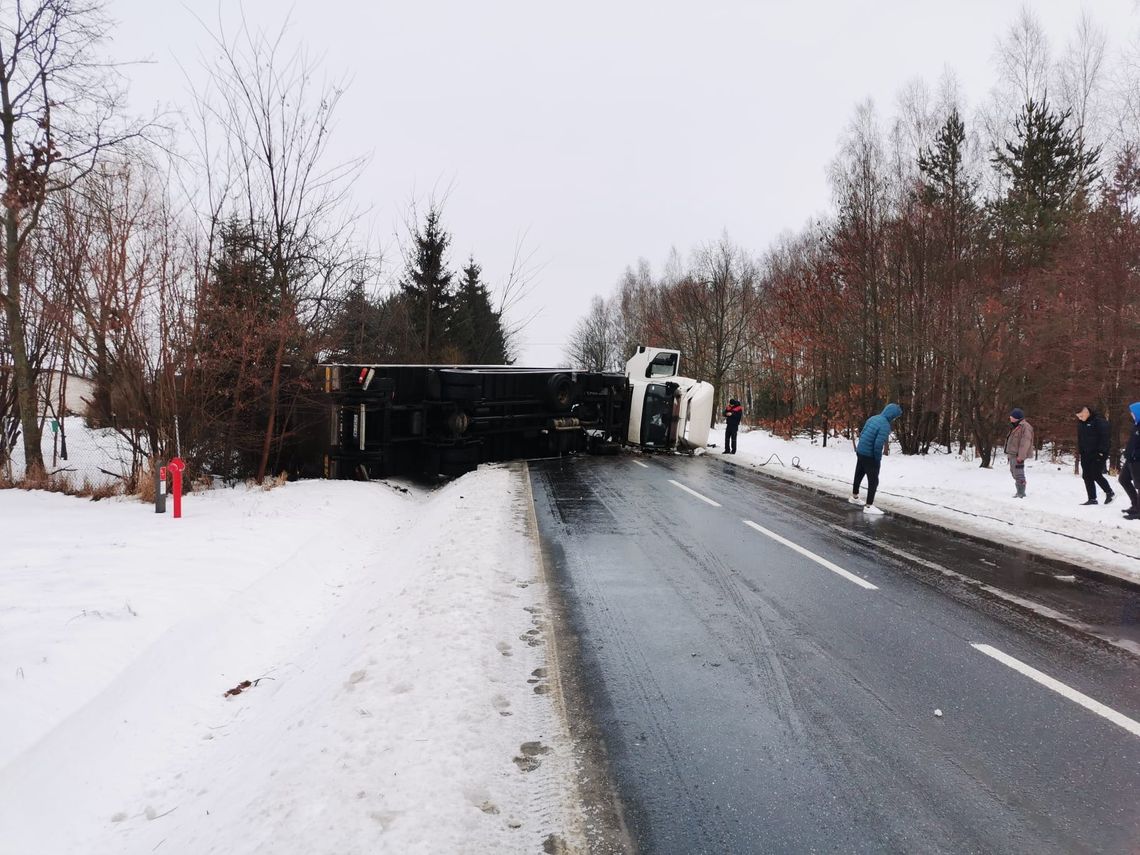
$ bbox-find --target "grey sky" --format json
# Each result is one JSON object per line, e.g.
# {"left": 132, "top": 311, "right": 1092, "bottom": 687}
{"left": 107, "top": 1, "right": 1138, "bottom": 365}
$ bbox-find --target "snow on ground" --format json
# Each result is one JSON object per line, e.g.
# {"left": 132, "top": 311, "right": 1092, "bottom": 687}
{"left": 710, "top": 426, "right": 1140, "bottom": 586}
{"left": 0, "top": 466, "right": 585, "bottom": 854}
{"left": 4, "top": 415, "right": 140, "bottom": 488}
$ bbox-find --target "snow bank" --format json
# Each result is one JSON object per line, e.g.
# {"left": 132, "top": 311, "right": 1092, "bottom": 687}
{"left": 712, "top": 426, "right": 1140, "bottom": 586}
{"left": 0, "top": 467, "right": 584, "bottom": 854}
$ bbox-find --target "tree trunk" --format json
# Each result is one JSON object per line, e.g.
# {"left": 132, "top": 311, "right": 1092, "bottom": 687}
{"left": 3, "top": 218, "right": 43, "bottom": 474}
{"left": 256, "top": 324, "right": 288, "bottom": 485}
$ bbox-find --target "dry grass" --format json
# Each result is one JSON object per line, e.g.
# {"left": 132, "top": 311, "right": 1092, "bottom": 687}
{"left": 256, "top": 471, "right": 290, "bottom": 492}
{"left": 0, "top": 467, "right": 123, "bottom": 500}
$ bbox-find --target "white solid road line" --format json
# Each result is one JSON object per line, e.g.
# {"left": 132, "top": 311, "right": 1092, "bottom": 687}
{"left": 743, "top": 520, "right": 878, "bottom": 590}
{"left": 633, "top": 460, "right": 650, "bottom": 469}
{"left": 667, "top": 479, "right": 722, "bottom": 507}
{"left": 972, "top": 643, "right": 1140, "bottom": 739}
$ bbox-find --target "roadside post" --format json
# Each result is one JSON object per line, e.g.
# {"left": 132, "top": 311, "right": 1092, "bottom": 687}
{"left": 168, "top": 457, "right": 185, "bottom": 519}
{"left": 155, "top": 464, "right": 168, "bottom": 514}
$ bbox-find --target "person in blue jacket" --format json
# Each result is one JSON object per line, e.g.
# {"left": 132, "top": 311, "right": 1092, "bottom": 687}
{"left": 849, "top": 403, "right": 902, "bottom": 515}
{"left": 1120, "top": 402, "right": 1140, "bottom": 521}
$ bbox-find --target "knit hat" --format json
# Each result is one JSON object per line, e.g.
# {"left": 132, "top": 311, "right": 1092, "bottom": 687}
{"left": 1010, "top": 408, "right": 1024, "bottom": 420}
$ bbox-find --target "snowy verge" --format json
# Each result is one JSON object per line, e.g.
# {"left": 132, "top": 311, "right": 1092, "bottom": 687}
{"left": 0, "top": 466, "right": 586, "bottom": 854}
{"left": 710, "top": 427, "right": 1140, "bottom": 587}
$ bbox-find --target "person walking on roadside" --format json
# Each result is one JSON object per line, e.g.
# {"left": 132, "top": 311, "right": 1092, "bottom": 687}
{"left": 723, "top": 398, "right": 743, "bottom": 454}
{"left": 1005, "top": 408, "right": 1034, "bottom": 498}
{"left": 849, "top": 403, "right": 902, "bottom": 515}
{"left": 1076, "top": 405, "right": 1114, "bottom": 505}
{"left": 1120, "top": 402, "right": 1140, "bottom": 521}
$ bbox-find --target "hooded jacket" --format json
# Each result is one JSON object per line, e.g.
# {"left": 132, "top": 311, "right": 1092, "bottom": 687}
{"left": 1126, "top": 402, "right": 1140, "bottom": 464}
{"left": 1077, "top": 409, "right": 1111, "bottom": 460}
{"left": 856, "top": 403, "right": 902, "bottom": 461}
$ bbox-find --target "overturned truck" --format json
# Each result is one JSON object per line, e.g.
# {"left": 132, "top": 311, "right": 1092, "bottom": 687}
{"left": 322, "top": 347, "right": 714, "bottom": 479}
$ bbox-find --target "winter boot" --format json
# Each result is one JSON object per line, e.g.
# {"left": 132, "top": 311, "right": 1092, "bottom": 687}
{"left": 1105, "top": 492, "right": 1115, "bottom": 505}
{"left": 1080, "top": 499, "right": 1098, "bottom": 506}
{"left": 1015, "top": 486, "right": 1026, "bottom": 499}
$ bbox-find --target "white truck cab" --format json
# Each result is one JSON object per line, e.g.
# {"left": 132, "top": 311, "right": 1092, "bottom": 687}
{"left": 624, "top": 346, "right": 714, "bottom": 452}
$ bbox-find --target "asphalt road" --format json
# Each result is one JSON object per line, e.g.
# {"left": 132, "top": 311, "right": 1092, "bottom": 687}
{"left": 529, "top": 453, "right": 1140, "bottom": 855}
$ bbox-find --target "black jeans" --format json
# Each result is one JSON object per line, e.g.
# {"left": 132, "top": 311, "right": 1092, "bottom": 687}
{"left": 1121, "top": 460, "right": 1140, "bottom": 510}
{"left": 1081, "top": 455, "right": 1113, "bottom": 501}
{"left": 725, "top": 426, "right": 738, "bottom": 453}
{"left": 853, "top": 453, "right": 881, "bottom": 505}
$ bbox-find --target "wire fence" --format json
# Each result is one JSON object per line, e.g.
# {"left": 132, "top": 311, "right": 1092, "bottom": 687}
{"left": 2, "top": 416, "right": 149, "bottom": 491}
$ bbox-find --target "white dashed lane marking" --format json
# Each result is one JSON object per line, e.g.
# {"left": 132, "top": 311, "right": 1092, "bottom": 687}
{"left": 667, "top": 480, "right": 722, "bottom": 507}
{"left": 971, "top": 644, "right": 1140, "bottom": 739}
{"left": 743, "top": 520, "right": 878, "bottom": 590}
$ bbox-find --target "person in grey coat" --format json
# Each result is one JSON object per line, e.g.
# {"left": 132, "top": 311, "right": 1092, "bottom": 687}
{"left": 849, "top": 403, "right": 902, "bottom": 515}
{"left": 1005, "top": 408, "right": 1034, "bottom": 498}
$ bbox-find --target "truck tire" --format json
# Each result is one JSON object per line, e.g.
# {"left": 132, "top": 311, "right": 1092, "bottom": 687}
{"left": 545, "top": 373, "right": 575, "bottom": 412}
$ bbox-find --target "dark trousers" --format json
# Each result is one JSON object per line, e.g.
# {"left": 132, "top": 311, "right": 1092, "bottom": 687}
{"left": 853, "top": 453, "right": 881, "bottom": 505}
{"left": 725, "top": 426, "right": 738, "bottom": 453}
{"left": 1080, "top": 455, "right": 1113, "bottom": 501}
{"left": 1121, "top": 460, "right": 1140, "bottom": 510}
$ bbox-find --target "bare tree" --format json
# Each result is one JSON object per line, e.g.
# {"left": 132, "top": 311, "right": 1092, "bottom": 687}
{"left": 0, "top": 0, "right": 144, "bottom": 474}
{"left": 1055, "top": 10, "right": 1108, "bottom": 150}
{"left": 194, "top": 15, "right": 367, "bottom": 482}
{"left": 565, "top": 295, "right": 620, "bottom": 372}
{"left": 996, "top": 5, "right": 1051, "bottom": 107}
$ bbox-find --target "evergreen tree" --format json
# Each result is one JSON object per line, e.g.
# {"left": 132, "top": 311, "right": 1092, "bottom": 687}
{"left": 919, "top": 109, "right": 977, "bottom": 213}
{"left": 992, "top": 98, "right": 1100, "bottom": 264}
{"left": 399, "top": 205, "right": 454, "bottom": 361}
{"left": 449, "top": 256, "right": 510, "bottom": 364}
{"left": 327, "top": 280, "right": 388, "bottom": 363}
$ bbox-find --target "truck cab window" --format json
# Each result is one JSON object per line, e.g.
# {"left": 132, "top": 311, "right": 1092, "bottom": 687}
{"left": 646, "top": 352, "right": 678, "bottom": 378}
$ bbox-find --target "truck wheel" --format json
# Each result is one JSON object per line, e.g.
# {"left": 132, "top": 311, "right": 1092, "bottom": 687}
{"left": 546, "top": 373, "right": 575, "bottom": 412}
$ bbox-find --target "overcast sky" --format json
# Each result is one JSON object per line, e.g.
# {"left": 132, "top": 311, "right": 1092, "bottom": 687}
{"left": 107, "top": 0, "right": 1138, "bottom": 365}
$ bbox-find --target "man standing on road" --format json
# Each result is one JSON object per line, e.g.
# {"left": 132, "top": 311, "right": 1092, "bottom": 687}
{"left": 849, "top": 402, "right": 902, "bottom": 515}
{"left": 1120, "top": 402, "right": 1140, "bottom": 520}
{"left": 723, "top": 398, "right": 743, "bottom": 454}
{"left": 1076, "top": 405, "right": 1114, "bottom": 505}
{"left": 1005, "top": 408, "right": 1034, "bottom": 498}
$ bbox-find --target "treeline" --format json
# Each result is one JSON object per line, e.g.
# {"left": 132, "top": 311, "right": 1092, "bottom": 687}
{"left": 0, "top": 3, "right": 514, "bottom": 486}
{"left": 569, "top": 10, "right": 1140, "bottom": 466}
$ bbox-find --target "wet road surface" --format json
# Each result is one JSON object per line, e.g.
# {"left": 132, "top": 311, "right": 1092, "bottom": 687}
{"left": 529, "top": 453, "right": 1140, "bottom": 855}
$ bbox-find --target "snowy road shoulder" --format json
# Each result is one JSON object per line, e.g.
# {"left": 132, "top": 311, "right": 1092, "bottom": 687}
{"left": 711, "top": 427, "right": 1140, "bottom": 587}
{"left": 0, "top": 467, "right": 588, "bottom": 854}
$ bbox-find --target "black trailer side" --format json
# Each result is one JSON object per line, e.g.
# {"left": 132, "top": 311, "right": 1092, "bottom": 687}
{"left": 322, "top": 364, "right": 630, "bottom": 479}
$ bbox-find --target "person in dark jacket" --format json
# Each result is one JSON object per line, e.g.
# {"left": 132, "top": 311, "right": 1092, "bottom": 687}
{"left": 849, "top": 403, "right": 902, "bottom": 515}
{"left": 1120, "top": 402, "right": 1140, "bottom": 520}
{"left": 723, "top": 398, "right": 743, "bottom": 454}
{"left": 1076, "top": 406, "right": 1114, "bottom": 505}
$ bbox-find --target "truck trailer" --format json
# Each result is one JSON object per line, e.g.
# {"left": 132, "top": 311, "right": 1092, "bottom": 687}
{"left": 322, "top": 346, "right": 714, "bottom": 480}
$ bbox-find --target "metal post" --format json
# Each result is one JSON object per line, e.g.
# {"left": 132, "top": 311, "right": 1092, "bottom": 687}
{"left": 155, "top": 465, "right": 167, "bottom": 514}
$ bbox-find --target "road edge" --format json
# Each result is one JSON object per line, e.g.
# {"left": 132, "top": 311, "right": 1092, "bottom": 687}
{"left": 522, "top": 462, "right": 636, "bottom": 855}
{"left": 715, "top": 452, "right": 1140, "bottom": 593}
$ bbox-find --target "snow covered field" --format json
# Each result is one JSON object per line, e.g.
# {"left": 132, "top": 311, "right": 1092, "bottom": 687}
{"left": 0, "top": 467, "right": 588, "bottom": 854}
{"left": 711, "top": 426, "right": 1140, "bottom": 586}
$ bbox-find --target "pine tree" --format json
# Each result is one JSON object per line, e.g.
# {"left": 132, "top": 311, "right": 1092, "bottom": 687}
{"left": 399, "top": 206, "right": 454, "bottom": 361}
{"left": 328, "top": 280, "right": 388, "bottom": 364}
{"left": 992, "top": 98, "right": 1100, "bottom": 265}
{"left": 449, "top": 256, "right": 510, "bottom": 364}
